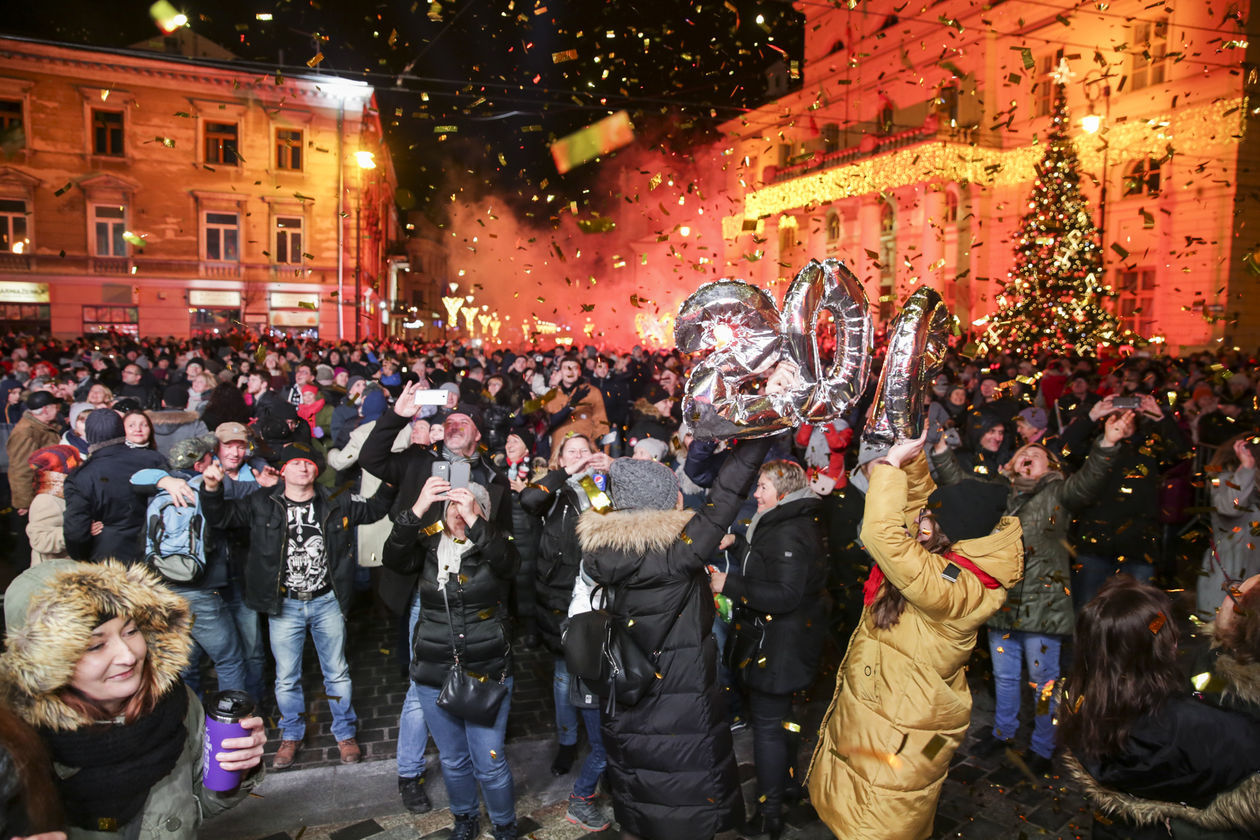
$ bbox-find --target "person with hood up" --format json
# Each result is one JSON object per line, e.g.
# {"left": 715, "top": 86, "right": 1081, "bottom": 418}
{"left": 62, "top": 410, "right": 169, "bottom": 565}
{"left": 709, "top": 459, "right": 828, "bottom": 839}
{"left": 1060, "top": 577, "right": 1260, "bottom": 839}
{"left": 574, "top": 364, "right": 795, "bottom": 840}
{"left": 956, "top": 408, "right": 1012, "bottom": 479}
{"left": 144, "top": 385, "right": 207, "bottom": 460}
{"left": 0, "top": 559, "right": 266, "bottom": 839}
{"left": 543, "top": 356, "right": 611, "bottom": 459}
{"left": 807, "top": 431, "right": 1023, "bottom": 840}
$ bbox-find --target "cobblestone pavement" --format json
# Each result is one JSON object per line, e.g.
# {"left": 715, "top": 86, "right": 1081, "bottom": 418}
{"left": 205, "top": 597, "right": 1095, "bottom": 840}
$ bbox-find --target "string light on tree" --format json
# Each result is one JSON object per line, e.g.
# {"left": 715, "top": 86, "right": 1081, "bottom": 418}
{"left": 984, "top": 81, "right": 1119, "bottom": 356}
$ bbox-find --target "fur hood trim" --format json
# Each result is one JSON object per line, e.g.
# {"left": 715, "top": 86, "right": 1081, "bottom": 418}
{"left": 632, "top": 397, "right": 672, "bottom": 419}
{"left": 1214, "top": 652, "right": 1260, "bottom": 709}
{"left": 145, "top": 409, "right": 201, "bottom": 427}
{"left": 1061, "top": 749, "right": 1260, "bottom": 832}
{"left": 577, "top": 508, "right": 695, "bottom": 555}
{"left": 0, "top": 560, "right": 192, "bottom": 732}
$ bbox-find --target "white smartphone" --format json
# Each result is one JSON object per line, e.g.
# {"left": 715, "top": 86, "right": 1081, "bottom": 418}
{"left": 412, "top": 389, "right": 450, "bottom": 407}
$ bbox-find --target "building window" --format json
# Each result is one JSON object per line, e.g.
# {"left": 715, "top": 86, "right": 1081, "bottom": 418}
{"left": 1123, "top": 158, "right": 1162, "bottom": 196}
{"left": 1116, "top": 268, "right": 1156, "bottom": 336}
{"left": 92, "top": 204, "right": 127, "bottom": 257}
{"left": 878, "top": 201, "right": 896, "bottom": 321}
{"left": 204, "top": 122, "right": 239, "bottom": 165}
{"left": 1033, "top": 52, "right": 1062, "bottom": 118}
{"left": 275, "top": 216, "right": 303, "bottom": 264}
{"left": 0, "top": 99, "right": 21, "bottom": 133}
{"left": 1131, "top": 19, "right": 1168, "bottom": 91}
{"left": 0, "top": 199, "right": 27, "bottom": 253}
{"left": 204, "top": 212, "right": 240, "bottom": 262}
{"left": 92, "top": 109, "right": 124, "bottom": 156}
{"left": 825, "top": 211, "right": 842, "bottom": 242}
{"left": 276, "top": 128, "right": 302, "bottom": 170}
{"left": 944, "top": 191, "right": 959, "bottom": 223}
{"left": 821, "top": 123, "right": 840, "bottom": 154}
{"left": 82, "top": 305, "right": 139, "bottom": 336}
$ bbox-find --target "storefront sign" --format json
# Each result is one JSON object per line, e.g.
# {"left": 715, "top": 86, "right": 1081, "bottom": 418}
{"left": 0, "top": 283, "right": 50, "bottom": 304}
{"left": 189, "top": 290, "right": 241, "bottom": 307}
{"left": 270, "top": 292, "right": 320, "bottom": 310}
{"left": 271, "top": 310, "right": 319, "bottom": 328}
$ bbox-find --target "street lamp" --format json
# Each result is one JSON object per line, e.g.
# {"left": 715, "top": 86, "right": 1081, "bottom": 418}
{"left": 354, "top": 150, "right": 376, "bottom": 342}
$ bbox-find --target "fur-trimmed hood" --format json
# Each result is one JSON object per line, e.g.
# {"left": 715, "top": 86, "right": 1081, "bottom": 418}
{"left": 144, "top": 409, "right": 202, "bottom": 427}
{"left": 577, "top": 507, "right": 695, "bottom": 557}
{"left": 1062, "top": 748, "right": 1260, "bottom": 834}
{"left": 0, "top": 560, "right": 192, "bottom": 732}
{"left": 1215, "top": 651, "right": 1260, "bottom": 710}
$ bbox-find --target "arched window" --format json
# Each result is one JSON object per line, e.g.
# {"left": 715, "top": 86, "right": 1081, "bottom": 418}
{"left": 878, "top": 200, "right": 897, "bottom": 320}
{"left": 944, "top": 191, "right": 959, "bottom": 224}
{"left": 826, "top": 211, "right": 842, "bottom": 242}
{"left": 1123, "top": 158, "right": 1162, "bottom": 196}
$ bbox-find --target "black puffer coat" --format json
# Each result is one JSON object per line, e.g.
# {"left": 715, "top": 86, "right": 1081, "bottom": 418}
{"left": 382, "top": 513, "right": 518, "bottom": 686}
{"left": 63, "top": 442, "right": 169, "bottom": 563}
{"left": 723, "top": 490, "right": 829, "bottom": 695}
{"left": 520, "top": 468, "right": 586, "bottom": 655}
{"left": 576, "top": 435, "right": 772, "bottom": 840}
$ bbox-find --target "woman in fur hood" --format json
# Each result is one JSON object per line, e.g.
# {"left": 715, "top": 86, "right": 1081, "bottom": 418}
{"left": 1060, "top": 577, "right": 1260, "bottom": 839}
{"left": 0, "top": 560, "right": 265, "bottom": 839}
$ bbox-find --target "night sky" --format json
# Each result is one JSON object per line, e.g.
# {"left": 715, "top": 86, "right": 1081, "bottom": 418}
{"left": 4, "top": 0, "right": 804, "bottom": 224}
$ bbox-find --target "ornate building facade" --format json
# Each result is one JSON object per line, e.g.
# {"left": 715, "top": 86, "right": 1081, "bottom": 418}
{"left": 0, "top": 34, "right": 398, "bottom": 340}
{"left": 718, "top": 0, "right": 1257, "bottom": 352}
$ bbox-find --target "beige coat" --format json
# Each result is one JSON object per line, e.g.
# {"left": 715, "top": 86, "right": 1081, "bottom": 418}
{"left": 327, "top": 419, "right": 410, "bottom": 567}
{"left": 807, "top": 454, "right": 1023, "bottom": 840}
{"left": 26, "top": 491, "right": 69, "bottom": 565}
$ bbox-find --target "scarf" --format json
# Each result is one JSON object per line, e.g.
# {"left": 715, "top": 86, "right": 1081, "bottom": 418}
{"left": 863, "top": 551, "right": 1002, "bottom": 607}
{"left": 1009, "top": 470, "right": 1064, "bottom": 497}
{"left": 436, "top": 531, "right": 475, "bottom": 587}
{"left": 441, "top": 444, "right": 478, "bottom": 465}
{"left": 33, "top": 470, "right": 67, "bottom": 499}
{"left": 41, "top": 686, "right": 188, "bottom": 832}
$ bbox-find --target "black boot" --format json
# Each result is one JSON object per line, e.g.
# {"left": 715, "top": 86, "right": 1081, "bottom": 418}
{"left": 551, "top": 742, "right": 577, "bottom": 775}
{"left": 450, "top": 813, "right": 481, "bottom": 840}
{"left": 745, "top": 799, "right": 783, "bottom": 840}
{"left": 397, "top": 775, "right": 432, "bottom": 814}
{"left": 493, "top": 821, "right": 519, "bottom": 840}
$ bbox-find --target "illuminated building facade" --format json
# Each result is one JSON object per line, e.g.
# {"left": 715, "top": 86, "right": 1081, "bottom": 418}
{"left": 0, "top": 34, "right": 397, "bottom": 340}
{"left": 718, "top": 0, "right": 1256, "bottom": 352}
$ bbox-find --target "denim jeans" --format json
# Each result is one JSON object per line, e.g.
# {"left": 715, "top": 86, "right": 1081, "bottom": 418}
{"left": 176, "top": 586, "right": 248, "bottom": 697}
{"left": 269, "top": 591, "right": 357, "bottom": 742}
{"left": 397, "top": 593, "right": 429, "bottom": 779}
{"left": 552, "top": 658, "right": 606, "bottom": 797}
{"left": 1072, "top": 553, "right": 1155, "bottom": 612}
{"left": 989, "top": 630, "right": 1062, "bottom": 760}
{"left": 415, "top": 678, "right": 515, "bottom": 826}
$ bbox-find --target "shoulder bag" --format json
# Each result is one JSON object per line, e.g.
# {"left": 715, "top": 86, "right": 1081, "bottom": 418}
{"left": 436, "top": 586, "right": 509, "bottom": 726}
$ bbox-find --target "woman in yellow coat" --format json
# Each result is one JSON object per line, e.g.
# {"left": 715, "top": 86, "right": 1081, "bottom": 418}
{"left": 807, "top": 433, "right": 1024, "bottom": 840}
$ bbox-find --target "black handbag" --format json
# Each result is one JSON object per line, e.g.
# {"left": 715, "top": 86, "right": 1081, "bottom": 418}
{"left": 725, "top": 611, "right": 767, "bottom": 673}
{"left": 563, "top": 574, "right": 697, "bottom": 714}
{"left": 435, "top": 588, "right": 509, "bottom": 726}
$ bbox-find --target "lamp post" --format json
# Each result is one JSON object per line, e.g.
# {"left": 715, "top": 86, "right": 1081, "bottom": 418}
{"left": 353, "top": 150, "right": 376, "bottom": 342}
{"left": 1081, "top": 78, "right": 1112, "bottom": 273}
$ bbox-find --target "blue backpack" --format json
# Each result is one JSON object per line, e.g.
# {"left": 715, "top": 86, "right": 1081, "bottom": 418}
{"left": 144, "top": 475, "right": 208, "bottom": 585}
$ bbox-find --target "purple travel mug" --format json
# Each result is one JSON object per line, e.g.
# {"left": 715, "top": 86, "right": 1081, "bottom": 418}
{"left": 203, "top": 690, "right": 255, "bottom": 792}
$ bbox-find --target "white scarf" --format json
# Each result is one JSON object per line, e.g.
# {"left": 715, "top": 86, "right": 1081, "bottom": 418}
{"left": 436, "top": 530, "right": 474, "bottom": 587}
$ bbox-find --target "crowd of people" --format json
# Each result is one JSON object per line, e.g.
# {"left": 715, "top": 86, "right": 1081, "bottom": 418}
{"left": 0, "top": 331, "right": 1257, "bottom": 840}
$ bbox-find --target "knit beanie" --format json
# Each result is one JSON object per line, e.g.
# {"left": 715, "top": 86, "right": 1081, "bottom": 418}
{"left": 507, "top": 428, "right": 536, "bottom": 454}
{"left": 85, "top": 409, "right": 124, "bottom": 446}
{"left": 925, "top": 479, "right": 1007, "bottom": 542}
{"left": 632, "top": 437, "right": 670, "bottom": 462}
{"left": 609, "top": 457, "right": 679, "bottom": 511}
{"left": 361, "top": 388, "right": 389, "bottom": 423}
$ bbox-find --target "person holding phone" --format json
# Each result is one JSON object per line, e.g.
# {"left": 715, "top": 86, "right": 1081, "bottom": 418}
{"left": 1059, "top": 393, "right": 1190, "bottom": 608}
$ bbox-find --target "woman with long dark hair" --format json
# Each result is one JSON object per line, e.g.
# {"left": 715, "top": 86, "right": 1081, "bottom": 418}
{"left": 1061, "top": 577, "right": 1260, "bottom": 838}
{"left": 199, "top": 382, "right": 252, "bottom": 432}
{"left": 808, "top": 432, "right": 1021, "bottom": 840}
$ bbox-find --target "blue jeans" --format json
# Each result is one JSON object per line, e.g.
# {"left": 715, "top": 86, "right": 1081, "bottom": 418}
{"left": 269, "top": 591, "right": 357, "bottom": 742}
{"left": 177, "top": 582, "right": 266, "bottom": 705}
{"left": 989, "top": 630, "right": 1062, "bottom": 760}
{"left": 1072, "top": 553, "right": 1155, "bottom": 612}
{"left": 398, "top": 593, "right": 429, "bottom": 779}
{"left": 416, "top": 678, "right": 515, "bottom": 826}
{"left": 552, "top": 658, "right": 606, "bottom": 797}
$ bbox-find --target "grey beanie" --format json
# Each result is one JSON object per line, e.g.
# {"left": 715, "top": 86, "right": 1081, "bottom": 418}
{"left": 609, "top": 457, "right": 679, "bottom": 511}
{"left": 631, "top": 437, "right": 669, "bottom": 462}
{"left": 446, "top": 481, "right": 492, "bottom": 519}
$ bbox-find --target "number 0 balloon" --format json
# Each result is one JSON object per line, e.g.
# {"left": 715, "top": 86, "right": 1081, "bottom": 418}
{"left": 863, "top": 285, "right": 952, "bottom": 445}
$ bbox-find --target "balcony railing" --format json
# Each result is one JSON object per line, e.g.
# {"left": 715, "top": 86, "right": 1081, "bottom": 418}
{"left": 0, "top": 253, "right": 341, "bottom": 285}
{"left": 767, "top": 117, "right": 983, "bottom": 184}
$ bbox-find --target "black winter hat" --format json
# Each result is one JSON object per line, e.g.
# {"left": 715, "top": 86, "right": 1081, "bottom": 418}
{"left": 925, "top": 479, "right": 1007, "bottom": 543}
{"left": 506, "top": 427, "right": 536, "bottom": 453}
{"left": 85, "top": 409, "right": 124, "bottom": 445}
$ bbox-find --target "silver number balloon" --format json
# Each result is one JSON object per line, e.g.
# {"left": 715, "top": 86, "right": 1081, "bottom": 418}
{"left": 675, "top": 259, "right": 874, "bottom": 441}
{"left": 863, "top": 286, "right": 952, "bottom": 445}
{"left": 779, "top": 258, "right": 874, "bottom": 422}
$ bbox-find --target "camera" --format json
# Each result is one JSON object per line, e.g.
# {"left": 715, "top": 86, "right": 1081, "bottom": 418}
{"left": 1112, "top": 396, "right": 1141, "bottom": 410}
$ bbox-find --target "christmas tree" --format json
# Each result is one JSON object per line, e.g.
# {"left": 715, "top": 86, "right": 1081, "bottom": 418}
{"left": 981, "top": 69, "right": 1119, "bottom": 357}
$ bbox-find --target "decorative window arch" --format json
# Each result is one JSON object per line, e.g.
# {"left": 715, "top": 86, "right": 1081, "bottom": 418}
{"left": 825, "top": 211, "right": 842, "bottom": 243}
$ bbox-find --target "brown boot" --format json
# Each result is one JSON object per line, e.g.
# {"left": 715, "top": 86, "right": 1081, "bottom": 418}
{"left": 273, "top": 739, "right": 301, "bottom": 770}
{"left": 338, "top": 737, "right": 362, "bottom": 764}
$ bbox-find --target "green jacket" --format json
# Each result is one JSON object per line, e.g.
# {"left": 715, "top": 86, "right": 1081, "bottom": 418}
{"left": 932, "top": 439, "right": 1119, "bottom": 636}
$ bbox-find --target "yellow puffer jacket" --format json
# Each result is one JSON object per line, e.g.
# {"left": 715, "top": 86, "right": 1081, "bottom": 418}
{"left": 807, "top": 454, "right": 1023, "bottom": 840}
